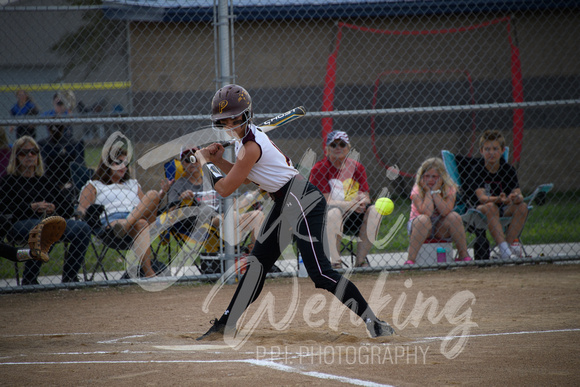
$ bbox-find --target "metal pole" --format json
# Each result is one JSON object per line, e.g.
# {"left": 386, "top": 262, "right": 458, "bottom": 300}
{"left": 216, "top": 0, "right": 235, "bottom": 283}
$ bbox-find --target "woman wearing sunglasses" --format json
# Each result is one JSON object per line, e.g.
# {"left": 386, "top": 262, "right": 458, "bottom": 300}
{"left": 77, "top": 148, "right": 173, "bottom": 278}
{"left": 0, "top": 136, "right": 91, "bottom": 285}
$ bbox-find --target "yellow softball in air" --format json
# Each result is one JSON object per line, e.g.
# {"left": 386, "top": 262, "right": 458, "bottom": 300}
{"left": 375, "top": 197, "right": 394, "bottom": 216}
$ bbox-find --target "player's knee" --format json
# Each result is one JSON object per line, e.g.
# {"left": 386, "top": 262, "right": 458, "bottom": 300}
{"left": 414, "top": 214, "right": 432, "bottom": 231}
{"left": 447, "top": 211, "right": 461, "bottom": 224}
{"left": 481, "top": 203, "right": 498, "bottom": 216}
{"left": 309, "top": 271, "right": 341, "bottom": 291}
{"left": 327, "top": 207, "right": 342, "bottom": 222}
{"left": 144, "top": 190, "right": 161, "bottom": 203}
{"left": 133, "top": 219, "right": 149, "bottom": 231}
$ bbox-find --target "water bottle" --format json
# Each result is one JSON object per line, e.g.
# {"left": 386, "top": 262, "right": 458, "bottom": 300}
{"left": 436, "top": 247, "right": 446, "bottom": 263}
{"left": 510, "top": 239, "right": 523, "bottom": 258}
{"left": 298, "top": 253, "right": 307, "bottom": 277}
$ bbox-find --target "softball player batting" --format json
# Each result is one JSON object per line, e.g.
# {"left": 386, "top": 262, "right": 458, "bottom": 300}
{"left": 195, "top": 84, "right": 395, "bottom": 340}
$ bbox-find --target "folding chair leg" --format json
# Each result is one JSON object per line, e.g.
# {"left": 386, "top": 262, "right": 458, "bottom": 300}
{"left": 340, "top": 237, "right": 357, "bottom": 268}
{"left": 89, "top": 247, "right": 109, "bottom": 282}
{"left": 14, "top": 262, "right": 20, "bottom": 286}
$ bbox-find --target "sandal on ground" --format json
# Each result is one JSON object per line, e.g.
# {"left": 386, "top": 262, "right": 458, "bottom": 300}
{"left": 355, "top": 261, "right": 369, "bottom": 268}
{"left": 404, "top": 260, "right": 415, "bottom": 265}
{"left": 332, "top": 262, "right": 343, "bottom": 269}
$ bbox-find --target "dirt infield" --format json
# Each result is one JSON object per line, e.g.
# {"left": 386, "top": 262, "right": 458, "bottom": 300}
{"left": 1, "top": 263, "right": 579, "bottom": 386}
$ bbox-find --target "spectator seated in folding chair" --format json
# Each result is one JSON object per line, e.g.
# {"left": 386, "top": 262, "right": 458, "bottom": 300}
{"left": 309, "top": 130, "right": 381, "bottom": 269}
{"left": 76, "top": 147, "right": 173, "bottom": 278}
{"left": 405, "top": 157, "right": 472, "bottom": 265}
{"left": 442, "top": 130, "right": 553, "bottom": 260}
{"left": 160, "top": 147, "right": 265, "bottom": 274}
{"left": 0, "top": 136, "right": 91, "bottom": 285}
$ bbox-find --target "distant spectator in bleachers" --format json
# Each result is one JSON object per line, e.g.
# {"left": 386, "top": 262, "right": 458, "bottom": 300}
{"left": 38, "top": 123, "right": 85, "bottom": 192}
{"left": 42, "top": 90, "right": 76, "bottom": 137}
{"left": 39, "top": 90, "right": 84, "bottom": 194}
{"left": 9, "top": 89, "right": 39, "bottom": 139}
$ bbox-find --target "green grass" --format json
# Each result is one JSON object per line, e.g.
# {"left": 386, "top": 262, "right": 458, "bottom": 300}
{"left": 366, "top": 192, "right": 580, "bottom": 254}
{"left": 85, "top": 146, "right": 103, "bottom": 169}
{"left": 2, "top": 193, "right": 579, "bottom": 281}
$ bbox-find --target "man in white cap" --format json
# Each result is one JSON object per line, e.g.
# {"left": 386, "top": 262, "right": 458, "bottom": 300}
{"left": 309, "top": 131, "right": 380, "bottom": 268}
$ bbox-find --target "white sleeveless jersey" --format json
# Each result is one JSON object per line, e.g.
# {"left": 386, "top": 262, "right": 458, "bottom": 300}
{"left": 234, "top": 123, "right": 298, "bottom": 192}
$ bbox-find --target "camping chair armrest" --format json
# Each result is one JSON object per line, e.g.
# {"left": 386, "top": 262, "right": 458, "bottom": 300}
{"left": 462, "top": 208, "right": 489, "bottom": 233}
{"left": 523, "top": 183, "right": 554, "bottom": 205}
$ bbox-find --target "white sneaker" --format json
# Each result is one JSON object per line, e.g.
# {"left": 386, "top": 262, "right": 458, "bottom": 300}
{"left": 492, "top": 252, "right": 517, "bottom": 261}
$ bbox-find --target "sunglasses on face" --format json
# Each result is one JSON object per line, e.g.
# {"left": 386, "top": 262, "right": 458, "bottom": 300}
{"left": 329, "top": 141, "right": 347, "bottom": 148}
{"left": 17, "top": 148, "right": 39, "bottom": 157}
{"left": 112, "top": 160, "right": 127, "bottom": 166}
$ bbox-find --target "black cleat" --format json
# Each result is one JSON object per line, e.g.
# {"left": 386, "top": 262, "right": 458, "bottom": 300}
{"left": 367, "top": 319, "right": 396, "bottom": 338}
{"left": 196, "top": 319, "right": 226, "bottom": 341}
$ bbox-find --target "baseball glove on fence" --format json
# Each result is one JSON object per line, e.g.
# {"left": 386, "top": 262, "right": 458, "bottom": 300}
{"left": 28, "top": 216, "right": 67, "bottom": 263}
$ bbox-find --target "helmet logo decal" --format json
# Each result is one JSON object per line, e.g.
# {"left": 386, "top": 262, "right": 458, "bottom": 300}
{"left": 219, "top": 100, "right": 228, "bottom": 113}
{"left": 238, "top": 91, "right": 249, "bottom": 104}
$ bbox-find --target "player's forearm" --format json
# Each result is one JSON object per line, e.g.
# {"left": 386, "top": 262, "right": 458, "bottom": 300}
{"left": 213, "top": 158, "right": 235, "bottom": 174}
{"left": 416, "top": 195, "right": 434, "bottom": 216}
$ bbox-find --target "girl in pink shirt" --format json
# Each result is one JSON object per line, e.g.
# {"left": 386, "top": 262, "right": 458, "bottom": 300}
{"left": 406, "top": 157, "right": 471, "bottom": 264}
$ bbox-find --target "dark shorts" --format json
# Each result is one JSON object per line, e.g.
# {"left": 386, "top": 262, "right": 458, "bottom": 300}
{"left": 101, "top": 211, "right": 130, "bottom": 226}
{"left": 343, "top": 210, "right": 365, "bottom": 236}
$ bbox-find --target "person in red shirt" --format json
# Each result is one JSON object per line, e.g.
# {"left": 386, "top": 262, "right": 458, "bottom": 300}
{"left": 309, "top": 131, "right": 381, "bottom": 268}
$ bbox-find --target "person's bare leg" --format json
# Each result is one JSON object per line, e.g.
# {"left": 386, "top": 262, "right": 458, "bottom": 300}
{"left": 128, "top": 219, "right": 155, "bottom": 277}
{"left": 477, "top": 203, "right": 505, "bottom": 245}
{"left": 326, "top": 207, "right": 343, "bottom": 266}
{"left": 437, "top": 213, "right": 469, "bottom": 259}
{"left": 238, "top": 210, "right": 264, "bottom": 245}
{"left": 407, "top": 215, "right": 431, "bottom": 263}
{"left": 504, "top": 202, "right": 528, "bottom": 244}
{"left": 356, "top": 205, "right": 381, "bottom": 266}
{"left": 125, "top": 190, "right": 161, "bottom": 230}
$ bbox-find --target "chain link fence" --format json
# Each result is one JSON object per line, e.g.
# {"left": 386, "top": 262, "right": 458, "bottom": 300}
{"left": 1, "top": 0, "right": 579, "bottom": 291}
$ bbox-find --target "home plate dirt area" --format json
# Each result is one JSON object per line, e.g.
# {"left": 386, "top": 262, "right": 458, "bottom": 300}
{"left": 1, "top": 264, "right": 579, "bottom": 386}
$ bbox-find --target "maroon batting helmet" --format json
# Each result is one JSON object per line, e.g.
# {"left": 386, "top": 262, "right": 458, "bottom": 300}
{"left": 210, "top": 84, "right": 253, "bottom": 124}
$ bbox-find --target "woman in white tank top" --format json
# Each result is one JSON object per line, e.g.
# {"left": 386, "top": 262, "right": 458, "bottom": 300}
{"left": 77, "top": 148, "right": 173, "bottom": 278}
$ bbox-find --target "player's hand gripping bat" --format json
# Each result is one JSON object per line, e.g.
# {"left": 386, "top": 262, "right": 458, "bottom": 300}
{"left": 189, "top": 106, "right": 306, "bottom": 163}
